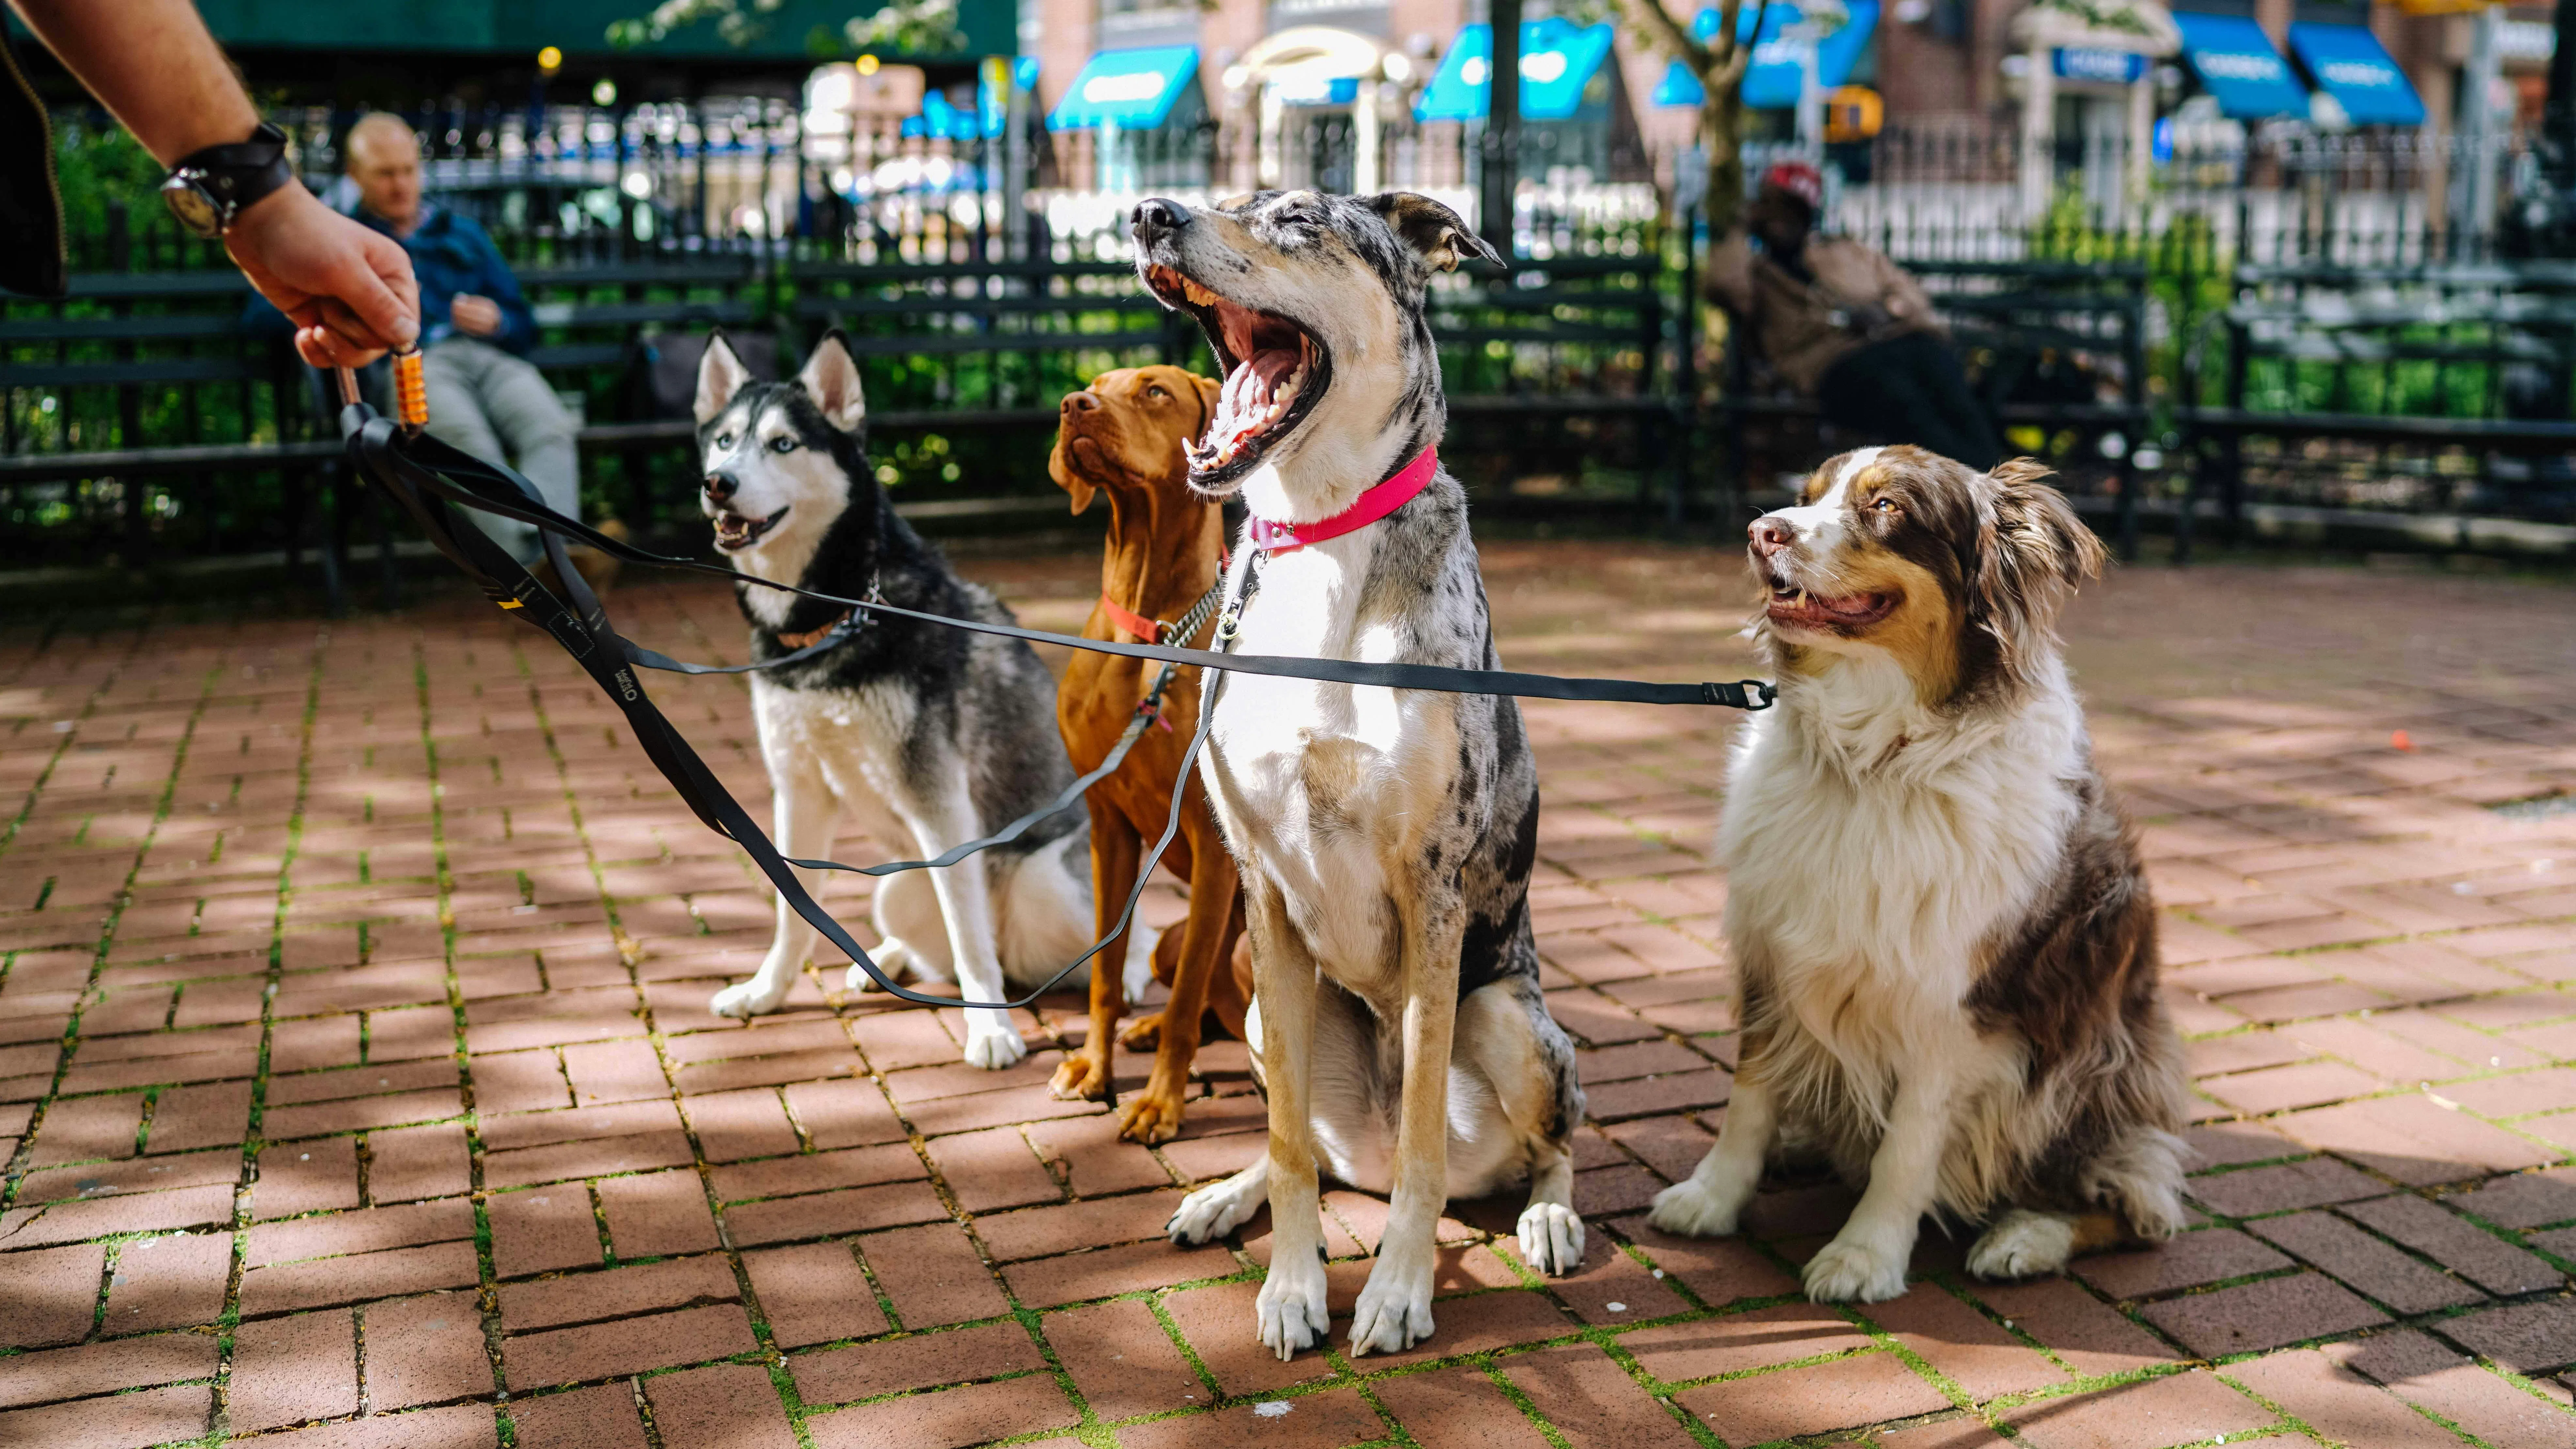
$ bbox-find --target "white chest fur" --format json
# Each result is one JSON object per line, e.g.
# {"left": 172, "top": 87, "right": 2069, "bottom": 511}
{"left": 750, "top": 675, "right": 919, "bottom": 843}
{"left": 1203, "top": 533, "right": 1452, "bottom": 987}
{"left": 1720, "top": 655, "right": 2086, "bottom": 1050}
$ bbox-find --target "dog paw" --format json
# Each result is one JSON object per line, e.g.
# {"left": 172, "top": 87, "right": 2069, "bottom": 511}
{"left": 1348, "top": 1259, "right": 1435, "bottom": 1357}
{"left": 961, "top": 1025, "right": 1030, "bottom": 1071}
{"left": 1646, "top": 1175, "right": 1746, "bottom": 1239}
{"left": 1048, "top": 1053, "right": 1111, "bottom": 1102}
{"left": 1516, "top": 1202, "right": 1587, "bottom": 1276}
{"left": 1167, "top": 1175, "right": 1262, "bottom": 1246}
{"left": 1116, "top": 1011, "right": 1165, "bottom": 1050}
{"left": 1256, "top": 1257, "right": 1331, "bottom": 1361}
{"left": 708, "top": 979, "right": 785, "bottom": 1020}
{"left": 1802, "top": 1237, "right": 1910, "bottom": 1303}
{"left": 850, "top": 940, "right": 915, "bottom": 993}
{"left": 1114, "top": 1089, "right": 1187, "bottom": 1145}
{"left": 1966, "top": 1210, "right": 2076, "bottom": 1282}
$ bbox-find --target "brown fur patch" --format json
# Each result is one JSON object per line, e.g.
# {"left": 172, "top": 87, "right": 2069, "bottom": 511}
{"left": 1819, "top": 547, "right": 1961, "bottom": 702}
{"left": 1767, "top": 447, "right": 2106, "bottom": 711}
{"left": 2068, "top": 1210, "right": 2130, "bottom": 1255}
{"left": 1047, "top": 365, "right": 1219, "bottom": 513}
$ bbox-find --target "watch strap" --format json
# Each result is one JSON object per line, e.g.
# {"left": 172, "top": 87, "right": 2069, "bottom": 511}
{"left": 171, "top": 122, "right": 294, "bottom": 222}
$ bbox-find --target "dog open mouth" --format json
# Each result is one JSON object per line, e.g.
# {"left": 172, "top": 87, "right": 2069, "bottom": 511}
{"left": 1765, "top": 578, "right": 1897, "bottom": 629}
{"left": 711, "top": 505, "right": 789, "bottom": 552}
{"left": 1143, "top": 264, "right": 1327, "bottom": 487}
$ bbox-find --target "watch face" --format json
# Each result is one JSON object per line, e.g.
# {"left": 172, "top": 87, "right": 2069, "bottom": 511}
{"left": 161, "top": 175, "right": 226, "bottom": 239}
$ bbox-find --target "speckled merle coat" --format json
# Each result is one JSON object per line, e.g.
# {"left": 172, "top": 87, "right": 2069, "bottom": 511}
{"left": 1135, "top": 191, "right": 1589, "bottom": 1362}
{"left": 688, "top": 331, "right": 1133, "bottom": 1072}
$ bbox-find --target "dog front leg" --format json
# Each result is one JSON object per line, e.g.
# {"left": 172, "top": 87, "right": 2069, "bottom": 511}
{"left": 711, "top": 768, "right": 840, "bottom": 1019}
{"left": 1802, "top": 1061, "right": 1959, "bottom": 1303}
{"left": 1118, "top": 803, "right": 1237, "bottom": 1144}
{"left": 902, "top": 783, "right": 1027, "bottom": 1070}
{"left": 1350, "top": 898, "right": 1463, "bottom": 1357}
{"left": 1052, "top": 794, "right": 1139, "bottom": 1103}
{"left": 1242, "top": 879, "right": 1331, "bottom": 1361}
{"left": 1648, "top": 1040, "right": 1777, "bottom": 1238}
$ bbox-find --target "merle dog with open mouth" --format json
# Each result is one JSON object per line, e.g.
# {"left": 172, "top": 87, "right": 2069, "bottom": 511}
{"left": 1133, "top": 191, "right": 1591, "bottom": 1361}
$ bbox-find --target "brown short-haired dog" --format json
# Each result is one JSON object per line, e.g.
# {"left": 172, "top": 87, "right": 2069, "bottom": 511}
{"left": 1048, "top": 364, "right": 1252, "bottom": 1142}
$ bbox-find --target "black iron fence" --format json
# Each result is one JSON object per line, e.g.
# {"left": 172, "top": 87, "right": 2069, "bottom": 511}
{"left": 9, "top": 99, "right": 2576, "bottom": 582}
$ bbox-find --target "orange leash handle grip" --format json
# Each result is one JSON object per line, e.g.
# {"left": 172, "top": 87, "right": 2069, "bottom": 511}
{"left": 392, "top": 346, "right": 428, "bottom": 430}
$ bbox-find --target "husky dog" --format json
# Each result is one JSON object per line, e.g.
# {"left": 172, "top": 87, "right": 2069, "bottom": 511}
{"left": 693, "top": 331, "right": 1139, "bottom": 1069}
{"left": 1133, "top": 192, "right": 1588, "bottom": 1361}
{"left": 1648, "top": 446, "right": 2187, "bottom": 1302}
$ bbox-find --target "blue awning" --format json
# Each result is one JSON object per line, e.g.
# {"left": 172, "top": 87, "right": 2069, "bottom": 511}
{"left": 904, "top": 80, "right": 1006, "bottom": 141}
{"left": 1416, "top": 19, "right": 1617, "bottom": 123}
{"left": 2173, "top": 13, "right": 2309, "bottom": 120}
{"left": 1048, "top": 46, "right": 1200, "bottom": 131}
{"left": 1652, "top": 3, "right": 1881, "bottom": 111}
{"left": 2289, "top": 22, "right": 2424, "bottom": 127}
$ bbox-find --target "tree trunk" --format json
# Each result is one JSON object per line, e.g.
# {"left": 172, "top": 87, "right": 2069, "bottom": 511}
{"left": 1702, "top": 88, "right": 1746, "bottom": 234}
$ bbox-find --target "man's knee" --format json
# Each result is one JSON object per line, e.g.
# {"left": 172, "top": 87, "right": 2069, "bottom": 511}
{"left": 487, "top": 355, "right": 578, "bottom": 443}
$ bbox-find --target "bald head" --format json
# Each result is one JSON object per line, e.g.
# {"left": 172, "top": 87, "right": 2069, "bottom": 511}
{"left": 345, "top": 114, "right": 423, "bottom": 233}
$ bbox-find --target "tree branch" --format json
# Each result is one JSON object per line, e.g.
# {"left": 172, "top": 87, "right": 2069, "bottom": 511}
{"left": 1715, "top": 0, "right": 1770, "bottom": 86}
{"left": 1615, "top": 0, "right": 1713, "bottom": 77}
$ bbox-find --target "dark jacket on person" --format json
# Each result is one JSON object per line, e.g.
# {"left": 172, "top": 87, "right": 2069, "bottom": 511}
{"left": 1, "top": 38, "right": 65, "bottom": 298}
{"left": 1707, "top": 231, "right": 1942, "bottom": 394}
{"left": 355, "top": 202, "right": 537, "bottom": 356}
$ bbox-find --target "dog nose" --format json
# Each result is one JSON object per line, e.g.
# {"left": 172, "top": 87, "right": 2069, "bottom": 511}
{"left": 1132, "top": 198, "right": 1190, "bottom": 244}
{"left": 703, "top": 472, "right": 737, "bottom": 504}
{"left": 1063, "top": 391, "right": 1100, "bottom": 414}
{"left": 1749, "top": 516, "right": 1797, "bottom": 557}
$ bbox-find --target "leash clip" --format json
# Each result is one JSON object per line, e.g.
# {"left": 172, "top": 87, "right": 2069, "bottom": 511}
{"left": 1702, "top": 679, "right": 1778, "bottom": 711}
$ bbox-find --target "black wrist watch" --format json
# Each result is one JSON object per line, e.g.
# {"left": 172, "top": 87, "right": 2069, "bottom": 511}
{"left": 160, "top": 122, "right": 295, "bottom": 239}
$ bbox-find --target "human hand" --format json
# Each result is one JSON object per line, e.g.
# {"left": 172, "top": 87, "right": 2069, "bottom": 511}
{"left": 451, "top": 294, "right": 503, "bottom": 337}
{"left": 224, "top": 185, "right": 419, "bottom": 368}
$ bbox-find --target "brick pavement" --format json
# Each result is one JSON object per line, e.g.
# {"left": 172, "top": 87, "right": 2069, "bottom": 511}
{"left": 5, "top": 544, "right": 2576, "bottom": 1448}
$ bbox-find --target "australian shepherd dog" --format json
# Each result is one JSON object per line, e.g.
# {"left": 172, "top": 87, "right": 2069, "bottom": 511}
{"left": 1649, "top": 445, "right": 2188, "bottom": 1303}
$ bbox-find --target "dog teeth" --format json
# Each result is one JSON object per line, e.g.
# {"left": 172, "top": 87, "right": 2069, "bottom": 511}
{"left": 1182, "top": 278, "right": 1218, "bottom": 306}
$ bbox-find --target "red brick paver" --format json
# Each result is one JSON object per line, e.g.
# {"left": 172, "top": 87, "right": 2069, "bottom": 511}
{"left": 9, "top": 548, "right": 2576, "bottom": 1446}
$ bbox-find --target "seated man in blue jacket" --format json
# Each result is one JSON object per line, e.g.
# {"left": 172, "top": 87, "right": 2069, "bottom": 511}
{"left": 342, "top": 112, "right": 579, "bottom": 563}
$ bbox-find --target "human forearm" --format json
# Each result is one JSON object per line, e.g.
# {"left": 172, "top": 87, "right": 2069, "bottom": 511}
{"left": 8, "top": 0, "right": 259, "bottom": 162}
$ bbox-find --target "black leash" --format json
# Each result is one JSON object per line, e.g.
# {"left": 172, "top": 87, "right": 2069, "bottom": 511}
{"left": 337, "top": 395, "right": 1772, "bottom": 1012}
{"left": 344, "top": 400, "right": 1234, "bottom": 1011}
{"left": 362, "top": 425, "right": 1778, "bottom": 714}
{"left": 781, "top": 581, "right": 1222, "bottom": 880}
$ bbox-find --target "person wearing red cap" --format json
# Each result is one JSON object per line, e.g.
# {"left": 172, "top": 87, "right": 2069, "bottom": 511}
{"left": 1708, "top": 162, "right": 2002, "bottom": 469}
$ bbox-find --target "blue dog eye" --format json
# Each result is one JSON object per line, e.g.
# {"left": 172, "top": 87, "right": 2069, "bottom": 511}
{"left": 715, "top": 434, "right": 734, "bottom": 449}
{"left": 770, "top": 437, "right": 798, "bottom": 454}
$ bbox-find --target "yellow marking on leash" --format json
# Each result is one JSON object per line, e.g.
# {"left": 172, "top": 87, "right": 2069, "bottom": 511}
{"left": 497, "top": 599, "right": 524, "bottom": 609}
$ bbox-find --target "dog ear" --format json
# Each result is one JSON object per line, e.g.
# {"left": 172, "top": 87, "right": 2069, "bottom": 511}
{"left": 1048, "top": 441, "right": 1097, "bottom": 515}
{"left": 1364, "top": 193, "right": 1501, "bottom": 273}
{"left": 694, "top": 331, "right": 752, "bottom": 426}
{"left": 1194, "top": 373, "right": 1222, "bottom": 434}
{"left": 795, "top": 330, "right": 868, "bottom": 435}
{"left": 1972, "top": 457, "right": 2105, "bottom": 673}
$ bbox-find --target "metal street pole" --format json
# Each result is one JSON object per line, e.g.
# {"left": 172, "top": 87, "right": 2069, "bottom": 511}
{"left": 2549, "top": 0, "right": 2576, "bottom": 185}
{"left": 2455, "top": 1, "right": 2504, "bottom": 250}
{"left": 1482, "top": 0, "right": 1521, "bottom": 259}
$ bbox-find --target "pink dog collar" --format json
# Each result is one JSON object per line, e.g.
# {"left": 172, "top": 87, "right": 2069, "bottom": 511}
{"left": 1245, "top": 447, "right": 1437, "bottom": 556}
